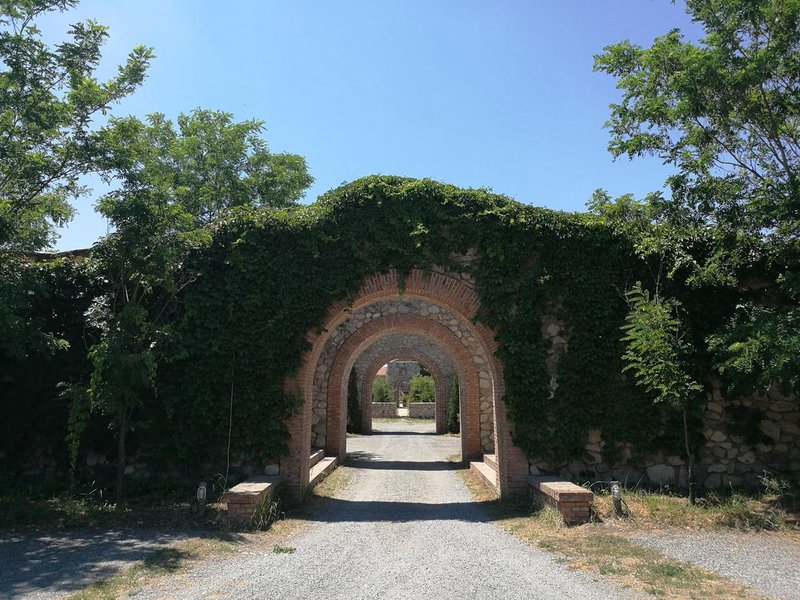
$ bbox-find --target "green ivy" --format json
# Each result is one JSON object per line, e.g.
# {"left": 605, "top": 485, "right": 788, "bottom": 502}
{"left": 161, "top": 176, "right": 674, "bottom": 469}
{"left": 7, "top": 175, "right": 750, "bottom": 480}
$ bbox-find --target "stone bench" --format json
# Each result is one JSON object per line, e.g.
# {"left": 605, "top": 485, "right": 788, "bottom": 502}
{"left": 222, "top": 475, "right": 281, "bottom": 523}
{"left": 530, "top": 476, "right": 593, "bottom": 524}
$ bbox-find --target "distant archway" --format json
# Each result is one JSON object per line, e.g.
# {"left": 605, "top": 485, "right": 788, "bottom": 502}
{"left": 360, "top": 348, "right": 448, "bottom": 434}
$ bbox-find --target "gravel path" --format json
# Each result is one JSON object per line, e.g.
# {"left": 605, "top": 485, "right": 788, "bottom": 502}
{"left": 0, "top": 529, "right": 189, "bottom": 600}
{"left": 629, "top": 528, "right": 800, "bottom": 599}
{"left": 137, "top": 421, "right": 632, "bottom": 600}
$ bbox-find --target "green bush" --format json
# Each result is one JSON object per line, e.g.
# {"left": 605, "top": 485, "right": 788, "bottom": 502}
{"left": 346, "top": 368, "right": 361, "bottom": 433}
{"left": 447, "top": 374, "right": 460, "bottom": 433}
{"left": 372, "top": 375, "right": 393, "bottom": 403}
{"left": 407, "top": 375, "right": 435, "bottom": 403}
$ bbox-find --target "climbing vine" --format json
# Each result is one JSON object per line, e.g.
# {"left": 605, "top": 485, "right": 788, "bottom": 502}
{"left": 160, "top": 176, "right": 711, "bottom": 469}
{"left": 5, "top": 175, "right": 749, "bottom": 481}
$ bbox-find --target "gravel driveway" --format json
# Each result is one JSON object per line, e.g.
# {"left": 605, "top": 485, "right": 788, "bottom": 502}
{"left": 137, "top": 421, "right": 632, "bottom": 600}
{"left": 0, "top": 529, "right": 188, "bottom": 600}
{"left": 629, "top": 529, "right": 800, "bottom": 600}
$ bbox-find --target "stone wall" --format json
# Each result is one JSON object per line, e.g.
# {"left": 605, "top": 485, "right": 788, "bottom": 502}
{"left": 372, "top": 402, "right": 398, "bottom": 418}
{"left": 408, "top": 403, "right": 436, "bottom": 418}
{"left": 699, "top": 383, "right": 799, "bottom": 488}
{"left": 387, "top": 360, "right": 420, "bottom": 401}
{"left": 531, "top": 315, "right": 800, "bottom": 489}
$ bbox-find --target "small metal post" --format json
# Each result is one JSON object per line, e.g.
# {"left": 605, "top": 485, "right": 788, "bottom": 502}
{"left": 610, "top": 480, "right": 623, "bottom": 517}
{"left": 195, "top": 480, "right": 208, "bottom": 516}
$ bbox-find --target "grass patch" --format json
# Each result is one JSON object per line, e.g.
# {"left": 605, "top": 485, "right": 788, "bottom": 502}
{"left": 308, "top": 465, "right": 354, "bottom": 500}
{"left": 591, "top": 484, "right": 797, "bottom": 532}
{"left": 0, "top": 480, "right": 237, "bottom": 533}
{"left": 457, "top": 468, "right": 758, "bottom": 599}
{"left": 66, "top": 492, "right": 315, "bottom": 598}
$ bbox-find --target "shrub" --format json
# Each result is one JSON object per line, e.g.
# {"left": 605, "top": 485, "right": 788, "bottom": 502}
{"left": 372, "top": 375, "right": 392, "bottom": 403}
{"left": 407, "top": 375, "right": 435, "bottom": 403}
{"left": 447, "top": 374, "right": 460, "bottom": 433}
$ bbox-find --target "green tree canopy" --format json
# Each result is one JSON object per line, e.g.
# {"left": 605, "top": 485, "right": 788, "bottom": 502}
{"left": 0, "top": 0, "right": 152, "bottom": 251}
{"left": 407, "top": 374, "right": 435, "bottom": 403}
{"left": 594, "top": 0, "right": 800, "bottom": 397}
{"left": 82, "top": 107, "right": 313, "bottom": 502}
{"left": 594, "top": 0, "right": 800, "bottom": 256}
{"left": 372, "top": 375, "right": 392, "bottom": 403}
{"left": 97, "top": 109, "right": 313, "bottom": 228}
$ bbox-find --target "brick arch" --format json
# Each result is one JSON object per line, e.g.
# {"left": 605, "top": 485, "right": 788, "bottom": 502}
{"left": 358, "top": 348, "right": 448, "bottom": 434}
{"left": 280, "top": 269, "right": 528, "bottom": 503}
{"left": 326, "top": 314, "right": 481, "bottom": 463}
{"left": 300, "top": 269, "right": 498, "bottom": 403}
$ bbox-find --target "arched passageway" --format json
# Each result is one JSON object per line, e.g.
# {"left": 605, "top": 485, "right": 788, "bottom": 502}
{"left": 280, "top": 269, "right": 528, "bottom": 503}
{"left": 357, "top": 339, "right": 453, "bottom": 434}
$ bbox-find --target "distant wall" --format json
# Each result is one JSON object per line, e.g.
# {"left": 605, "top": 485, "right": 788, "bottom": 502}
{"left": 408, "top": 403, "right": 435, "bottom": 419}
{"left": 371, "top": 402, "right": 398, "bottom": 418}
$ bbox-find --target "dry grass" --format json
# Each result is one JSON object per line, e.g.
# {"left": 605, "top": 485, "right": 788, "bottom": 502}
{"left": 309, "top": 464, "right": 354, "bottom": 499}
{"left": 591, "top": 487, "right": 798, "bottom": 533}
{"left": 457, "top": 468, "right": 761, "bottom": 599}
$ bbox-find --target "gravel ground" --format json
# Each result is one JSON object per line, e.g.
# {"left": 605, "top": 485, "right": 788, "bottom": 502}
{"left": 137, "top": 421, "right": 633, "bottom": 600}
{"left": 629, "top": 528, "right": 800, "bottom": 600}
{"left": 0, "top": 529, "right": 189, "bottom": 600}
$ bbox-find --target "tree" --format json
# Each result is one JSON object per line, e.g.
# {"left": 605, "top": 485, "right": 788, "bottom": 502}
{"left": 407, "top": 374, "right": 435, "bottom": 403}
{"left": 80, "top": 109, "right": 313, "bottom": 502}
{"left": 594, "top": 0, "right": 800, "bottom": 252}
{"left": 87, "top": 303, "right": 155, "bottom": 502}
{"left": 372, "top": 375, "right": 392, "bottom": 403}
{"left": 0, "top": 0, "right": 152, "bottom": 251}
{"left": 594, "top": 0, "right": 800, "bottom": 397}
{"left": 346, "top": 368, "right": 361, "bottom": 434}
{"left": 97, "top": 110, "right": 313, "bottom": 226}
{"left": 621, "top": 283, "right": 703, "bottom": 503}
{"left": 447, "top": 374, "right": 459, "bottom": 434}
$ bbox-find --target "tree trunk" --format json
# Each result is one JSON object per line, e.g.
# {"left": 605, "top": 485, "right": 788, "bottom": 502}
{"left": 682, "top": 406, "right": 695, "bottom": 506}
{"left": 115, "top": 408, "right": 129, "bottom": 506}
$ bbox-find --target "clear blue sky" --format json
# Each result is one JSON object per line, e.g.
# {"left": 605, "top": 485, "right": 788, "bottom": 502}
{"left": 43, "top": 1, "right": 702, "bottom": 250}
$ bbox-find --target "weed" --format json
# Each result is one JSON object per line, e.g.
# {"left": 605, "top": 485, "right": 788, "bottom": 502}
{"left": 592, "top": 485, "right": 795, "bottom": 532}
{"left": 531, "top": 504, "right": 564, "bottom": 529}
{"left": 650, "top": 562, "right": 686, "bottom": 578}
{"left": 273, "top": 544, "right": 296, "bottom": 554}
{"left": 249, "top": 496, "right": 283, "bottom": 531}
{"left": 715, "top": 493, "right": 784, "bottom": 531}
{"left": 759, "top": 472, "right": 791, "bottom": 497}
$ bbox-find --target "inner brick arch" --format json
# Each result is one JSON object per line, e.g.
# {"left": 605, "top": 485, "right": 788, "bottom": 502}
{"left": 280, "top": 268, "right": 529, "bottom": 503}
{"left": 359, "top": 348, "right": 449, "bottom": 435}
{"left": 327, "top": 313, "right": 480, "bottom": 462}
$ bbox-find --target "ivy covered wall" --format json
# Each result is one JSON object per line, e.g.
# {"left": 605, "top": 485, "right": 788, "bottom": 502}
{"left": 2, "top": 176, "right": 793, "bottom": 489}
